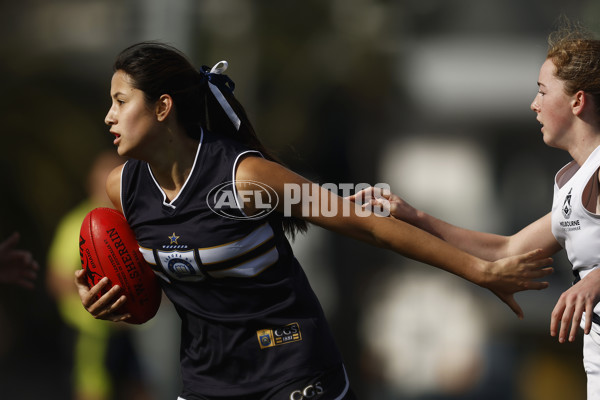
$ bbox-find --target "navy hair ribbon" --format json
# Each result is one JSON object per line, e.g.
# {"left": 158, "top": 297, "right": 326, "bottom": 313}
{"left": 200, "top": 61, "right": 241, "bottom": 130}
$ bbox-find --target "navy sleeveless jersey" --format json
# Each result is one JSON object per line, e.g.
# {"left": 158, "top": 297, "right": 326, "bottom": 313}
{"left": 120, "top": 130, "right": 342, "bottom": 397}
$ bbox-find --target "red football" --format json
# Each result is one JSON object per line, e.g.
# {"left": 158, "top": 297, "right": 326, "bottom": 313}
{"left": 79, "top": 207, "right": 161, "bottom": 324}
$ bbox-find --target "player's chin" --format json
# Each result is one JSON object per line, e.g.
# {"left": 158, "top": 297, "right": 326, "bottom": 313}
{"left": 116, "top": 145, "right": 142, "bottom": 160}
{"left": 540, "top": 132, "right": 561, "bottom": 149}
{"left": 115, "top": 145, "right": 128, "bottom": 157}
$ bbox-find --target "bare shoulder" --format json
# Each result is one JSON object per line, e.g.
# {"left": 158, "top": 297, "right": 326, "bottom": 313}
{"left": 236, "top": 155, "right": 306, "bottom": 187}
{"left": 106, "top": 164, "right": 125, "bottom": 212}
{"left": 236, "top": 155, "right": 273, "bottom": 178}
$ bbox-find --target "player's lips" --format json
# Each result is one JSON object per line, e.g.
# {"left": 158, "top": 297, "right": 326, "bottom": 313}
{"left": 110, "top": 130, "right": 121, "bottom": 145}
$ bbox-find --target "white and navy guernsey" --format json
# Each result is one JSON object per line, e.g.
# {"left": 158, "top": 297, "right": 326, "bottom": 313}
{"left": 120, "top": 129, "right": 342, "bottom": 398}
{"left": 552, "top": 144, "right": 600, "bottom": 332}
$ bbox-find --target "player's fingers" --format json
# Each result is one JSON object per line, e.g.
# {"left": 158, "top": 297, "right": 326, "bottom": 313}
{"left": 558, "top": 302, "right": 575, "bottom": 343}
{"left": 13, "top": 275, "right": 35, "bottom": 290}
{"left": 585, "top": 301, "right": 594, "bottom": 335}
{"left": 5, "top": 249, "right": 30, "bottom": 265}
{"left": 28, "top": 259, "right": 39, "bottom": 272}
{"left": 550, "top": 299, "right": 566, "bottom": 337}
{"left": 0, "top": 232, "right": 20, "bottom": 252}
{"left": 519, "top": 249, "right": 554, "bottom": 267}
{"left": 96, "top": 294, "right": 130, "bottom": 321}
{"left": 74, "top": 268, "right": 86, "bottom": 281}
{"left": 525, "top": 256, "right": 554, "bottom": 271}
{"left": 349, "top": 187, "right": 375, "bottom": 202}
{"left": 359, "top": 199, "right": 377, "bottom": 209}
{"left": 347, "top": 190, "right": 370, "bottom": 203}
{"left": 25, "top": 269, "right": 38, "bottom": 282}
{"left": 570, "top": 302, "right": 585, "bottom": 342}
{"left": 116, "top": 313, "right": 132, "bottom": 322}
{"left": 18, "top": 268, "right": 38, "bottom": 288}
{"left": 81, "top": 277, "right": 112, "bottom": 308}
{"left": 522, "top": 281, "right": 550, "bottom": 291}
{"left": 499, "top": 293, "right": 523, "bottom": 319}
{"left": 525, "top": 264, "right": 554, "bottom": 277}
{"left": 74, "top": 269, "right": 90, "bottom": 293}
{"left": 87, "top": 284, "right": 123, "bottom": 317}
{"left": 372, "top": 187, "right": 391, "bottom": 200}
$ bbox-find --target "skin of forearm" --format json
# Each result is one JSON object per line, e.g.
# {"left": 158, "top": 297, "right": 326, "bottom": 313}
{"left": 412, "top": 209, "right": 511, "bottom": 261}
{"left": 332, "top": 212, "right": 489, "bottom": 287}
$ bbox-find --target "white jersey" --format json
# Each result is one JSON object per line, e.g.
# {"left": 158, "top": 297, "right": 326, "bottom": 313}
{"left": 552, "top": 145, "right": 600, "bottom": 331}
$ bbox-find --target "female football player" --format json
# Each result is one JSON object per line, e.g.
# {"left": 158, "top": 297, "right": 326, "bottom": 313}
{"left": 351, "top": 21, "right": 600, "bottom": 400}
{"left": 74, "top": 42, "right": 552, "bottom": 400}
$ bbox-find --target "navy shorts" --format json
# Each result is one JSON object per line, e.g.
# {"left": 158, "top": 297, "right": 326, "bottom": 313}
{"left": 178, "top": 364, "right": 357, "bottom": 400}
{"left": 263, "top": 364, "right": 356, "bottom": 400}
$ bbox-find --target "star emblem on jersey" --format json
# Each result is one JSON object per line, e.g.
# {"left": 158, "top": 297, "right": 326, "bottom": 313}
{"left": 168, "top": 232, "right": 180, "bottom": 244}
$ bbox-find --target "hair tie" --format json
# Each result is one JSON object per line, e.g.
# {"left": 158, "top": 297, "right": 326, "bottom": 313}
{"left": 200, "top": 61, "right": 241, "bottom": 131}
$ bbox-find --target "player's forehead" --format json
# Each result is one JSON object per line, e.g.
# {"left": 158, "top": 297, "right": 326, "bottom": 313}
{"left": 537, "top": 59, "right": 561, "bottom": 88}
{"left": 110, "top": 70, "right": 137, "bottom": 97}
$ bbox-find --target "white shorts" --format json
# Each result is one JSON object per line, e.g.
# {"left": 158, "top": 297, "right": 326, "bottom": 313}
{"left": 583, "top": 326, "right": 600, "bottom": 399}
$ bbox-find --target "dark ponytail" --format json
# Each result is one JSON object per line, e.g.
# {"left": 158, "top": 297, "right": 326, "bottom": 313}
{"left": 113, "top": 41, "right": 307, "bottom": 238}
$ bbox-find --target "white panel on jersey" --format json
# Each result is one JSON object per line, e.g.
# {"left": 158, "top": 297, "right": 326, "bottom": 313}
{"left": 198, "top": 223, "right": 274, "bottom": 264}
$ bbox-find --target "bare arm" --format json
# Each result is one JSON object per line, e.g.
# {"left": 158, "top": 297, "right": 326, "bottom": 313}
{"left": 237, "top": 157, "right": 554, "bottom": 318}
{"left": 350, "top": 187, "right": 562, "bottom": 260}
{"left": 106, "top": 164, "right": 124, "bottom": 213}
{"left": 406, "top": 208, "right": 560, "bottom": 260}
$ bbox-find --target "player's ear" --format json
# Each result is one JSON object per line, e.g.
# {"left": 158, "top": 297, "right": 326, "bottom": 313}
{"left": 155, "top": 94, "right": 174, "bottom": 122}
{"left": 572, "top": 90, "right": 585, "bottom": 116}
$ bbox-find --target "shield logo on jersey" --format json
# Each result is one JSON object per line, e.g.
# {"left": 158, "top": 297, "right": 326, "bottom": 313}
{"left": 160, "top": 251, "right": 206, "bottom": 282}
{"left": 257, "top": 329, "right": 273, "bottom": 349}
{"left": 167, "top": 258, "right": 194, "bottom": 276}
{"left": 562, "top": 188, "right": 573, "bottom": 219}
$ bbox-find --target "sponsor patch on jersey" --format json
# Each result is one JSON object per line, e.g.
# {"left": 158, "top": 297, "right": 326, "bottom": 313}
{"left": 257, "top": 322, "right": 302, "bottom": 349}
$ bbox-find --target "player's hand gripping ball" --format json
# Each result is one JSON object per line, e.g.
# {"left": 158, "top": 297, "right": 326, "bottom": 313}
{"left": 79, "top": 207, "right": 161, "bottom": 324}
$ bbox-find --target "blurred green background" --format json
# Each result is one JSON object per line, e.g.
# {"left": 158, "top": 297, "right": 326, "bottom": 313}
{"left": 1, "top": 1, "right": 599, "bottom": 399}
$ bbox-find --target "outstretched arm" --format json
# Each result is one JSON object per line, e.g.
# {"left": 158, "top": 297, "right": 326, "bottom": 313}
{"left": 349, "top": 186, "right": 562, "bottom": 260}
{"left": 351, "top": 187, "right": 600, "bottom": 339}
{"left": 237, "top": 157, "right": 554, "bottom": 318}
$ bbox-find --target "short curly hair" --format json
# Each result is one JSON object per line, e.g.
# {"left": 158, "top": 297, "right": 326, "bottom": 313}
{"left": 546, "top": 18, "right": 600, "bottom": 114}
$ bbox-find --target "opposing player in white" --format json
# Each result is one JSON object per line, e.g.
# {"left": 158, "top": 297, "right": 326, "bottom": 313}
{"left": 351, "top": 21, "right": 600, "bottom": 399}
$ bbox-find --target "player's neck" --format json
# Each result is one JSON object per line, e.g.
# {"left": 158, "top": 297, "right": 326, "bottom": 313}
{"left": 148, "top": 136, "right": 199, "bottom": 201}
